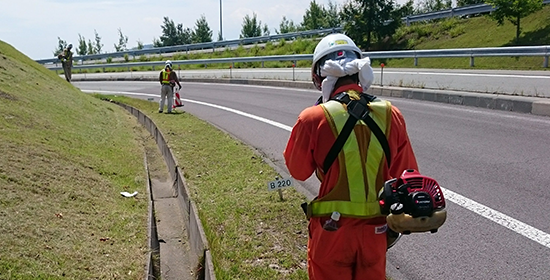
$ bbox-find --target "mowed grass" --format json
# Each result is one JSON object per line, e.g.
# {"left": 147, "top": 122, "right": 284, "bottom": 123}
{"left": 379, "top": 5, "right": 550, "bottom": 69}
{"left": 0, "top": 41, "right": 148, "bottom": 279}
{"left": 103, "top": 96, "right": 309, "bottom": 280}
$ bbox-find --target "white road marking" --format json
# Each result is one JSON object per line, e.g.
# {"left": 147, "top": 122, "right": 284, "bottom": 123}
{"left": 382, "top": 71, "right": 550, "bottom": 80}
{"left": 83, "top": 88, "right": 550, "bottom": 249}
{"left": 442, "top": 188, "right": 550, "bottom": 248}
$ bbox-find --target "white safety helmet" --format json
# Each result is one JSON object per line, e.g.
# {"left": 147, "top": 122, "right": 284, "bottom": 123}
{"left": 311, "top": 33, "right": 363, "bottom": 91}
{"left": 165, "top": 60, "right": 173, "bottom": 70}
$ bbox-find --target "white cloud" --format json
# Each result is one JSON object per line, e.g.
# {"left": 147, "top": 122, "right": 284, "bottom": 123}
{"left": 1, "top": 0, "right": 410, "bottom": 59}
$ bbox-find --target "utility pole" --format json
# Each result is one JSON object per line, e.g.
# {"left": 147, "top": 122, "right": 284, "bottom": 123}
{"left": 219, "top": 0, "right": 223, "bottom": 40}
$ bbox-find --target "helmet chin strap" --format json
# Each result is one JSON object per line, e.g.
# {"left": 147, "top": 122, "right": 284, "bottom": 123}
{"left": 320, "top": 57, "right": 374, "bottom": 103}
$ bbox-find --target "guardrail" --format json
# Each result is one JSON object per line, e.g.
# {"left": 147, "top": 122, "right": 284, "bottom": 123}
{"left": 47, "top": 45, "right": 549, "bottom": 71}
{"left": 404, "top": 0, "right": 550, "bottom": 25}
{"left": 36, "top": 28, "right": 342, "bottom": 64}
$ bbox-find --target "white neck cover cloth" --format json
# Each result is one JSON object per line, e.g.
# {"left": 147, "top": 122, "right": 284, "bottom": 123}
{"left": 320, "top": 57, "right": 375, "bottom": 103}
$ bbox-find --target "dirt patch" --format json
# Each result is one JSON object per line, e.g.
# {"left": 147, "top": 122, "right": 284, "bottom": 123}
{"left": 0, "top": 89, "right": 16, "bottom": 100}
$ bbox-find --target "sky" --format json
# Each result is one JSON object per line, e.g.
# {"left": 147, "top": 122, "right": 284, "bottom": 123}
{"left": 1, "top": 0, "right": 411, "bottom": 60}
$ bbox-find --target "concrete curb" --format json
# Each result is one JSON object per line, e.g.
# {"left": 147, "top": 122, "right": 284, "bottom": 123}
{"left": 144, "top": 153, "right": 160, "bottom": 280}
{"left": 108, "top": 101, "right": 215, "bottom": 280}
{"left": 76, "top": 76, "right": 550, "bottom": 117}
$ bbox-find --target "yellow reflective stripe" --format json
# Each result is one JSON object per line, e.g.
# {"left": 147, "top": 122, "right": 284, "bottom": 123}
{"left": 161, "top": 70, "right": 171, "bottom": 84}
{"left": 365, "top": 100, "right": 390, "bottom": 208}
{"left": 324, "top": 101, "right": 367, "bottom": 204}
{"left": 311, "top": 200, "right": 382, "bottom": 218}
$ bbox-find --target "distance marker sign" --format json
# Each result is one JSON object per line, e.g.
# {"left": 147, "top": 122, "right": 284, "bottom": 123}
{"left": 267, "top": 177, "right": 293, "bottom": 191}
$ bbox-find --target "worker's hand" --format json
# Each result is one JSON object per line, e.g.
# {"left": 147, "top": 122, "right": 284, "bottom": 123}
{"left": 178, "top": 85, "right": 182, "bottom": 90}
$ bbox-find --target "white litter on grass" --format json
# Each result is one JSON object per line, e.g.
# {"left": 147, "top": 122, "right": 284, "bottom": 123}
{"left": 120, "top": 191, "right": 138, "bottom": 197}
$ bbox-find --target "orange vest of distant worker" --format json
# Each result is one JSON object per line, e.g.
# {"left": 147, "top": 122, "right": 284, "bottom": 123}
{"left": 161, "top": 69, "right": 171, "bottom": 84}
{"left": 310, "top": 92, "right": 392, "bottom": 219}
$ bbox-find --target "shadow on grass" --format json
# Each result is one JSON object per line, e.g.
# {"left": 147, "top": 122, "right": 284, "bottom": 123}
{"left": 503, "top": 23, "right": 550, "bottom": 46}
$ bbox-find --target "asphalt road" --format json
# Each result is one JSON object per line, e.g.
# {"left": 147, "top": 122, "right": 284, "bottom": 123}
{"left": 75, "top": 81, "right": 550, "bottom": 279}
{"left": 70, "top": 67, "right": 550, "bottom": 98}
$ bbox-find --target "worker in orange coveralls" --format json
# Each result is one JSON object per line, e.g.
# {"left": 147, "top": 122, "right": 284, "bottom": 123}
{"left": 283, "top": 33, "right": 419, "bottom": 280}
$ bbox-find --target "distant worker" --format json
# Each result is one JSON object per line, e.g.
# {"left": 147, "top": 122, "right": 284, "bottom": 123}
{"left": 58, "top": 43, "right": 73, "bottom": 82}
{"left": 283, "top": 33, "right": 419, "bottom": 280}
{"left": 158, "top": 60, "right": 181, "bottom": 113}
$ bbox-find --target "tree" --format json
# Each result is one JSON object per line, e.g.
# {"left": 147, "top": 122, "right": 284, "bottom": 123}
{"left": 158, "top": 17, "right": 178, "bottom": 46}
{"left": 52, "top": 37, "right": 67, "bottom": 56}
{"left": 240, "top": 13, "right": 263, "bottom": 38}
{"left": 486, "top": 0, "right": 543, "bottom": 44}
{"left": 457, "top": 0, "right": 485, "bottom": 7}
{"left": 114, "top": 28, "right": 129, "bottom": 52}
{"left": 157, "top": 17, "right": 193, "bottom": 46}
{"left": 87, "top": 39, "right": 95, "bottom": 55}
{"left": 340, "top": 0, "right": 400, "bottom": 50}
{"left": 262, "top": 23, "right": 270, "bottom": 36}
{"left": 302, "top": 0, "right": 327, "bottom": 30}
{"left": 416, "top": 0, "right": 452, "bottom": 14}
{"left": 217, "top": 31, "right": 223, "bottom": 41}
{"left": 178, "top": 26, "right": 193, "bottom": 45}
{"left": 192, "top": 14, "right": 213, "bottom": 43}
{"left": 137, "top": 39, "right": 144, "bottom": 50}
{"left": 93, "top": 29, "right": 103, "bottom": 54}
{"left": 277, "top": 16, "right": 298, "bottom": 34}
{"left": 399, "top": 0, "right": 416, "bottom": 17}
{"left": 76, "top": 34, "right": 87, "bottom": 55}
{"left": 325, "top": 0, "right": 341, "bottom": 28}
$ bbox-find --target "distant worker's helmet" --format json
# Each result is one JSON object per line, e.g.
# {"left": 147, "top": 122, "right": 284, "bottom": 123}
{"left": 165, "top": 60, "right": 173, "bottom": 70}
{"left": 67, "top": 44, "right": 73, "bottom": 49}
{"left": 311, "top": 33, "right": 362, "bottom": 91}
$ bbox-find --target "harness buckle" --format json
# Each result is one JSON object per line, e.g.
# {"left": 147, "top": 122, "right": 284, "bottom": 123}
{"left": 347, "top": 100, "right": 369, "bottom": 120}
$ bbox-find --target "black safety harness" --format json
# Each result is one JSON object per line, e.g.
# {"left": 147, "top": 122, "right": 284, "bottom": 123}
{"left": 322, "top": 92, "right": 392, "bottom": 174}
{"left": 300, "top": 92, "right": 393, "bottom": 218}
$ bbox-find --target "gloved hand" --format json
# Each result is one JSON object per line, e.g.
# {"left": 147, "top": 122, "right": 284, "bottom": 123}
{"left": 178, "top": 85, "right": 182, "bottom": 90}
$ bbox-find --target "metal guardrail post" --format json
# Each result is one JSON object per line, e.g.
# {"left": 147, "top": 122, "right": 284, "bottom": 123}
{"left": 414, "top": 56, "right": 418, "bottom": 66}
{"left": 544, "top": 47, "right": 549, "bottom": 68}
{"left": 470, "top": 55, "right": 475, "bottom": 67}
{"left": 292, "top": 61, "right": 296, "bottom": 81}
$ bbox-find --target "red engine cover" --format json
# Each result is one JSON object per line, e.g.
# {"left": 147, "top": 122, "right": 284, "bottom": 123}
{"left": 395, "top": 169, "right": 446, "bottom": 210}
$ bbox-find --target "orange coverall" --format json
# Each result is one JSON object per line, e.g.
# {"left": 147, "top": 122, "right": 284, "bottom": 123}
{"left": 284, "top": 83, "right": 419, "bottom": 280}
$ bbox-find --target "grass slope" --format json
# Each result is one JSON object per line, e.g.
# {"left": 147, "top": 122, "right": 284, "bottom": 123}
{"left": 380, "top": 6, "right": 550, "bottom": 69}
{"left": 0, "top": 41, "right": 148, "bottom": 279}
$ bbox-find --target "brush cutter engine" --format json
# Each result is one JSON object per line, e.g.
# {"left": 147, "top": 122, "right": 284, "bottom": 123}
{"left": 379, "top": 169, "right": 447, "bottom": 234}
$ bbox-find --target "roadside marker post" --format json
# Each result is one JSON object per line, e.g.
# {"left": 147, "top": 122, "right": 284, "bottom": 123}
{"left": 267, "top": 176, "right": 293, "bottom": 201}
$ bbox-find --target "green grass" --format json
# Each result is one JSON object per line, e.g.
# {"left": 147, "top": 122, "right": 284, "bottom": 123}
{"left": 381, "top": 6, "right": 550, "bottom": 69}
{"left": 0, "top": 41, "right": 148, "bottom": 279}
{"left": 102, "top": 96, "right": 310, "bottom": 279}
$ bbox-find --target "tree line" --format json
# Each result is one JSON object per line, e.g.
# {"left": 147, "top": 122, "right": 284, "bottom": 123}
{"left": 53, "top": 0, "right": 544, "bottom": 56}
